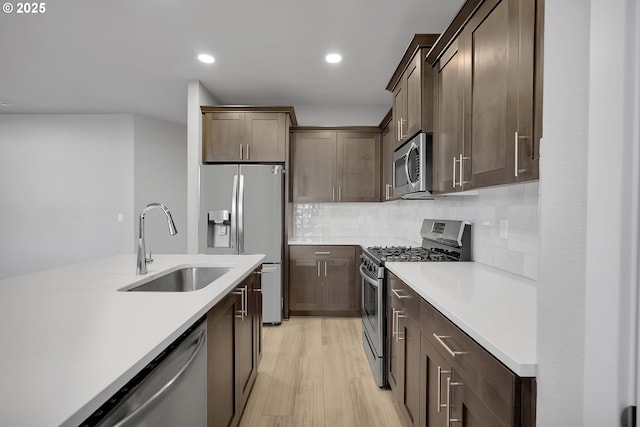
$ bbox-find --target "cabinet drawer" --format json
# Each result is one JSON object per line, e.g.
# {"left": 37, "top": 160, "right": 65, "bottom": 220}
{"left": 289, "top": 245, "right": 355, "bottom": 260}
{"left": 387, "top": 272, "right": 420, "bottom": 319}
{"left": 421, "top": 300, "right": 516, "bottom": 426}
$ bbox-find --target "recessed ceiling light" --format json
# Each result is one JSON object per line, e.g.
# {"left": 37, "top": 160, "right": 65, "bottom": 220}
{"left": 325, "top": 53, "right": 342, "bottom": 64}
{"left": 198, "top": 54, "right": 215, "bottom": 64}
{"left": 0, "top": 100, "right": 12, "bottom": 107}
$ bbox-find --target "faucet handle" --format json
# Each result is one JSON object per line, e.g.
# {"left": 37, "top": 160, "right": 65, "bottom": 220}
{"left": 146, "top": 248, "right": 154, "bottom": 264}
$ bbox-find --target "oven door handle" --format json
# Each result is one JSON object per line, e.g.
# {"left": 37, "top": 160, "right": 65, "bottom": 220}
{"left": 359, "top": 265, "right": 380, "bottom": 288}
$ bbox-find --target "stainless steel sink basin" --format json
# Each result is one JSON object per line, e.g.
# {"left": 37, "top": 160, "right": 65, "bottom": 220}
{"left": 123, "top": 267, "right": 232, "bottom": 292}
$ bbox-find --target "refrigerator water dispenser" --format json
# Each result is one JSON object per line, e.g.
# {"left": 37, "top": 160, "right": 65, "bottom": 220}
{"left": 207, "top": 210, "right": 231, "bottom": 248}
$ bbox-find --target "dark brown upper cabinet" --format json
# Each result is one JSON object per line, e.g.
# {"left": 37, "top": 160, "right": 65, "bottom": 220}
{"left": 379, "top": 109, "right": 399, "bottom": 201}
{"left": 433, "top": 39, "right": 465, "bottom": 193}
{"left": 201, "top": 107, "right": 296, "bottom": 163}
{"left": 387, "top": 34, "right": 440, "bottom": 148}
{"left": 429, "top": 0, "right": 541, "bottom": 193}
{"left": 291, "top": 128, "right": 380, "bottom": 203}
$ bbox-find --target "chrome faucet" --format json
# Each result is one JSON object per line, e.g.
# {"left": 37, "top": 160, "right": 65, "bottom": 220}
{"left": 137, "top": 203, "right": 178, "bottom": 275}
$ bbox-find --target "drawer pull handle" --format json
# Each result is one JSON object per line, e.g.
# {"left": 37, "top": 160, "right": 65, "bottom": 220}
{"left": 433, "top": 334, "right": 468, "bottom": 358}
{"left": 391, "top": 288, "right": 409, "bottom": 299}
{"left": 314, "top": 251, "right": 331, "bottom": 255}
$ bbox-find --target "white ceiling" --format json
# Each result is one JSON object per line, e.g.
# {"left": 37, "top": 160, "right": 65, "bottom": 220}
{"left": 0, "top": 0, "right": 465, "bottom": 125}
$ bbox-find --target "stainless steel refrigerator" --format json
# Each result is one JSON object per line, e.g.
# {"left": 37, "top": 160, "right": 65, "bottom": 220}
{"left": 199, "top": 164, "right": 284, "bottom": 324}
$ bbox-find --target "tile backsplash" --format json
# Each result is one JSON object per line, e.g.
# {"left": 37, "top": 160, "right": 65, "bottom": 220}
{"left": 293, "top": 181, "right": 540, "bottom": 280}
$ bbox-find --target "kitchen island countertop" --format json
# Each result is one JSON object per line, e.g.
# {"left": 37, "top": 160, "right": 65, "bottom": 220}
{"left": 0, "top": 253, "right": 264, "bottom": 427}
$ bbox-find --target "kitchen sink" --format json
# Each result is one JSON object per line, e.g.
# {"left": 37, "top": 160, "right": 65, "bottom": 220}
{"left": 123, "top": 267, "right": 232, "bottom": 292}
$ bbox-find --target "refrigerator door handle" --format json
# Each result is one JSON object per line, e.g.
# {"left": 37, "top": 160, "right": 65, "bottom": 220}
{"left": 231, "top": 174, "right": 238, "bottom": 250}
{"left": 238, "top": 174, "right": 245, "bottom": 253}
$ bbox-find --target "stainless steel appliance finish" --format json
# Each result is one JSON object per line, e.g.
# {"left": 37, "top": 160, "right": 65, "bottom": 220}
{"left": 86, "top": 319, "right": 207, "bottom": 427}
{"left": 392, "top": 133, "right": 433, "bottom": 199}
{"left": 199, "top": 164, "right": 284, "bottom": 324}
{"left": 360, "top": 219, "right": 471, "bottom": 387}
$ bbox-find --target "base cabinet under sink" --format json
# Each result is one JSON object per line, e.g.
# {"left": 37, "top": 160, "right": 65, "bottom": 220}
{"left": 207, "top": 268, "right": 262, "bottom": 427}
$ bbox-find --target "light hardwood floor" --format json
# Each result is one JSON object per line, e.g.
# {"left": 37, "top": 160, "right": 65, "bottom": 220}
{"left": 239, "top": 317, "right": 404, "bottom": 427}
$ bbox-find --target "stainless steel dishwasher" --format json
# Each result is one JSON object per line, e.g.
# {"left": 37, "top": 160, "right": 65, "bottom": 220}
{"left": 81, "top": 317, "right": 207, "bottom": 427}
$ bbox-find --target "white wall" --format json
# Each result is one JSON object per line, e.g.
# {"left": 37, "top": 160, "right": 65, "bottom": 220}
{"left": 186, "top": 80, "right": 219, "bottom": 254}
{"left": 293, "top": 181, "right": 540, "bottom": 279}
{"left": 537, "top": 0, "right": 590, "bottom": 424}
{"left": 582, "top": 0, "right": 640, "bottom": 425}
{"left": 0, "top": 115, "right": 134, "bottom": 279}
{"left": 133, "top": 115, "right": 187, "bottom": 253}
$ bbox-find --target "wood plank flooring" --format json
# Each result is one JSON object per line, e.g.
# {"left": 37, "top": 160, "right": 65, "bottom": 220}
{"left": 239, "top": 317, "right": 404, "bottom": 427}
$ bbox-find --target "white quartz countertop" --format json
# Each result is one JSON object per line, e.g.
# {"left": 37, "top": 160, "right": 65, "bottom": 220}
{"left": 386, "top": 262, "right": 537, "bottom": 377}
{"left": 288, "top": 236, "right": 417, "bottom": 247}
{"left": 0, "top": 254, "right": 264, "bottom": 427}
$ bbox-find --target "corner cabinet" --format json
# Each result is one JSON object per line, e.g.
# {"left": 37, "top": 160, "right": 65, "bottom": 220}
{"left": 201, "top": 107, "right": 296, "bottom": 163}
{"left": 288, "top": 245, "right": 360, "bottom": 316}
{"left": 207, "top": 269, "right": 262, "bottom": 427}
{"left": 386, "top": 272, "right": 536, "bottom": 427}
{"left": 291, "top": 129, "right": 380, "bottom": 202}
{"left": 431, "top": 0, "right": 541, "bottom": 193}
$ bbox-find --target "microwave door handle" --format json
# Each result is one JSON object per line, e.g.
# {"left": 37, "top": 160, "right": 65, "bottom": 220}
{"left": 404, "top": 149, "right": 412, "bottom": 187}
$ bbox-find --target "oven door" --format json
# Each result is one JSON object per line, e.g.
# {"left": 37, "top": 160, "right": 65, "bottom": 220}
{"left": 360, "top": 264, "right": 383, "bottom": 356}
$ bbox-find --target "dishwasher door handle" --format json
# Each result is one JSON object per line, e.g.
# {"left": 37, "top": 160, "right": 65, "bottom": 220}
{"left": 112, "top": 328, "right": 206, "bottom": 427}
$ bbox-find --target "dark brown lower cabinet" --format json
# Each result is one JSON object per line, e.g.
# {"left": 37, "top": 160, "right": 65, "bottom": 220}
{"left": 208, "top": 269, "right": 262, "bottom": 427}
{"left": 289, "top": 245, "right": 359, "bottom": 316}
{"left": 207, "top": 292, "right": 237, "bottom": 427}
{"left": 387, "top": 273, "right": 421, "bottom": 427}
{"left": 387, "top": 272, "right": 536, "bottom": 427}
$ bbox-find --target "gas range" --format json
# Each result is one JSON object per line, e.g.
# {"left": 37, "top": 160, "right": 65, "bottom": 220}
{"left": 360, "top": 219, "right": 471, "bottom": 388}
{"left": 360, "top": 219, "right": 471, "bottom": 280}
{"left": 364, "top": 246, "right": 462, "bottom": 262}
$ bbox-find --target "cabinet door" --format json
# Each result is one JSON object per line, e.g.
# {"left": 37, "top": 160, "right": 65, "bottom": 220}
{"left": 433, "top": 39, "right": 465, "bottom": 193}
{"left": 419, "top": 333, "right": 450, "bottom": 427}
{"left": 289, "top": 256, "right": 323, "bottom": 312}
{"left": 398, "top": 314, "right": 421, "bottom": 427}
{"left": 245, "top": 112, "right": 286, "bottom": 162}
{"left": 337, "top": 132, "right": 380, "bottom": 202}
{"left": 462, "top": 0, "right": 535, "bottom": 188}
{"left": 203, "top": 112, "right": 246, "bottom": 162}
{"left": 405, "top": 53, "right": 423, "bottom": 140}
{"left": 235, "top": 278, "right": 256, "bottom": 414}
{"left": 207, "top": 293, "right": 238, "bottom": 427}
{"left": 381, "top": 118, "right": 397, "bottom": 201}
{"left": 393, "top": 81, "right": 407, "bottom": 146}
{"left": 291, "top": 131, "right": 337, "bottom": 202}
{"left": 387, "top": 286, "right": 401, "bottom": 394}
{"left": 322, "top": 255, "right": 356, "bottom": 312}
{"left": 253, "top": 274, "right": 263, "bottom": 366}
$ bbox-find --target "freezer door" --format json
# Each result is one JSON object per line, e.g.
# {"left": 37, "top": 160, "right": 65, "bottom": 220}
{"left": 199, "top": 165, "right": 239, "bottom": 255}
{"left": 239, "top": 165, "right": 284, "bottom": 262}
{"left": 261, "top": 264, "right": 282, "bottom": 324}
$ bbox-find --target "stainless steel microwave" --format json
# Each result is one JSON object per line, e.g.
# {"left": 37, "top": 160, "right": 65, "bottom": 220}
{"left": 392, "top": 133, "right": 433, "bottom": 199}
